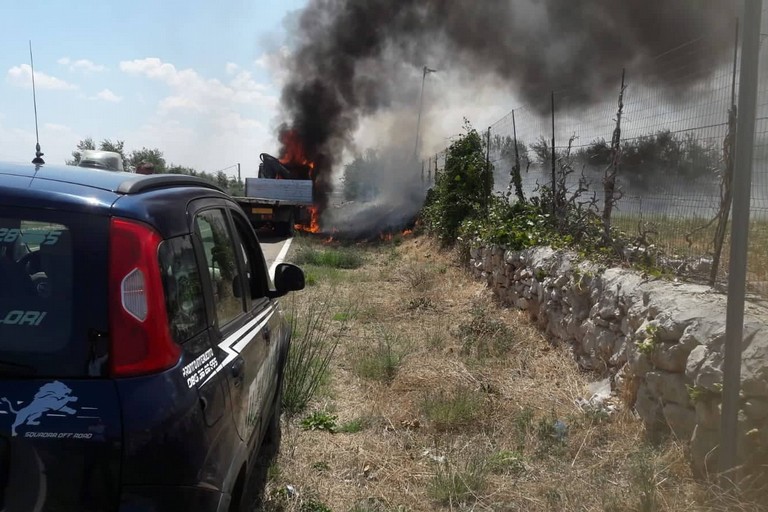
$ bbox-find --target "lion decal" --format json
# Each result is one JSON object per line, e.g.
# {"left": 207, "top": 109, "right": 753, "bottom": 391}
{"left": 1, "top": 381, "right": 78, "bottom": 437}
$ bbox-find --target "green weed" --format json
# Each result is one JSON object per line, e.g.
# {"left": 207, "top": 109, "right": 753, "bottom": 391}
{"left": 420, "top": 386, "right": 484, "bottom": 432}
{"left": 337, "top": 417, "right": 370, "bottom": 433}
{"left": 300, "top": 410, "right": 338, "bottom": 432}
{"left": 458, "top": 305, "right": 517, "bottom": 357}
{"left": 295, "top": 246, "right": 365, "bottom": 269}
{"left": 630, "top": 446, "right": 661, "bottom": 512}
{"left": 487, "top": 450, "right": 526, "bottom": 475}
{"left": 354, "top": 332, "right": 410, "bottom": 384}
{"left": 427, "top": 454, "right": 489, "bottom": 506}
{"left": 283, "top": 292, "right": 352, "bottom": 416}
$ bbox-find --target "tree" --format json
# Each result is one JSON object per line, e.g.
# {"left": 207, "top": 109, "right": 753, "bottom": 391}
{"left": 342, "top": 149, "right": 380, "bottom": 201}
{"left": 227, "top": 176, "right": 244, "bottom": 196}
{"left": 128, "top": 147, "right": 166, "bottom": 173}
{"left": 66, "top": 138, "right": 127, "bottom": 168}
{"left": 530, "top": 136, "right": 553, "bottom": 165}
{"left": 493, "top": 134, "right": 528, "bottom": 166}
{"left": 577, "top": 138, "right": 612, "bottom": 166}
{"left": 99, "top": 139, "right": 127, "bottom": 165}
{"left": 215, "top": 171, "right": 230, "bottom": 190}
{"left": 66, "top": 138, "right": 96, "bottom": 165}
{"left": 166, "top": 164, "right": 198, "bottom": 175}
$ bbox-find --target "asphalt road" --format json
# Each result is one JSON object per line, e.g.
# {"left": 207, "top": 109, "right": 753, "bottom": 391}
{"left": 258, "top": 232, "right": 293, "bottom": 275}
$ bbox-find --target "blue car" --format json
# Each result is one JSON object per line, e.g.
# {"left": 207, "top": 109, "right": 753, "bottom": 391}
{"left": 0, "top": 161, "right": 304, "bottom": 511}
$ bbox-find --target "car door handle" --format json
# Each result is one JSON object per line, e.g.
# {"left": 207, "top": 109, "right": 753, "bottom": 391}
{"left": 231, "top": 356, "right": 245, "bottom": 384}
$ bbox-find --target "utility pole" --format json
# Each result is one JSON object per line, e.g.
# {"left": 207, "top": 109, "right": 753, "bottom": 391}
{"left": 720, "top": 0, "right": 763, "bottom": 485}
{"left": 414, "top": 66, "right": 436, "bottom": 160}
{"left": 237, "top": 162, "right": 241, "bottom": 182}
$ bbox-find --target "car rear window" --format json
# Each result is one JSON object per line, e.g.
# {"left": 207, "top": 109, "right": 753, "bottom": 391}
{"left": 158, "top": 235, "right": 207, "bottom": 343}
{"left": 0, "top": 209, "right": 109, "bottom": 377}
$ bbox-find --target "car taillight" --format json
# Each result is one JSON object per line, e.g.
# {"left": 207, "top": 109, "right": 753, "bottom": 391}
{"left": 109, "top": 218, "right": 181, "bottom": 377}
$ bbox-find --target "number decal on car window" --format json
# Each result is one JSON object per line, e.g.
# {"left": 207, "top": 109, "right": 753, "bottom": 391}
{"left": 0, "top": 228, "right": 62, "bottom": 246}
{"left": 43, "top": 231, "right": 61, "bottom": 245}
{"left": 0, "top": 228, "right": 20, "bottom": 243}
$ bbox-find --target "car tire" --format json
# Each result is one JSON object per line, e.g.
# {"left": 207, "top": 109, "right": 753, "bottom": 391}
{"left": 237, "top": 392, "right": 282, "bottom": 512}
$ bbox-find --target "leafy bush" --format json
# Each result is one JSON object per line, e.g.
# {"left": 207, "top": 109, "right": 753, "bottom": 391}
{"left": 423, "top": 121, "right": 492, "bottom": 243}
{"left": 460, "top": 195, "right": 562, "bottom": 251}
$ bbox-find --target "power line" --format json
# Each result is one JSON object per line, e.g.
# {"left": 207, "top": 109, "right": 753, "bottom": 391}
{"left": 208, "top": 163, "right": 239, "bottom": 175}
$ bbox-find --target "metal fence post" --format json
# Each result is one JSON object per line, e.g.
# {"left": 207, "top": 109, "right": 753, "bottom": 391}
{"left": 486, "top": 126, "right": 492, "bottom": 212}
{"left": 551, "top": 91, "right": 557, "bottom": 216}
{"left": 711, "top": 18, "right": 741, "bottom": 286}
{"left": 720, "top": 0, "right": 763, "bottom": 484}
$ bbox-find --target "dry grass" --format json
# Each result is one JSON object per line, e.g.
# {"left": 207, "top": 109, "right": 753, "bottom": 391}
{"left": 267, "top": 234, "right": 767, "bottom": 512}
{"left": 612, "top": 214, "right": 768, "bottom": 292}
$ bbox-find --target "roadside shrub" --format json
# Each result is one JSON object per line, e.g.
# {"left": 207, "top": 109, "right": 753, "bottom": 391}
{"left": 460, "top": 195, "right": 561, "bottom": 251}
{"left": 423, "top": 120, "right": 492, "bottom": 243}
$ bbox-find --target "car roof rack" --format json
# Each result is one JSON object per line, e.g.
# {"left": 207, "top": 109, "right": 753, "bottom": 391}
{"left": 116, "top": 174, "right": 225, "bottom": 195}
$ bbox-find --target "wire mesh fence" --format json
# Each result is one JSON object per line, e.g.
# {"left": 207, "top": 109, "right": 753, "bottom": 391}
{"left": 425, "top": 31, "right": 768, "bottom": 296}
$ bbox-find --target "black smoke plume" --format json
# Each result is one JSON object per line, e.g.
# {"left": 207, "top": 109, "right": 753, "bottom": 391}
{"left": 278, "top": 0, "right": 737, "bottom": 225}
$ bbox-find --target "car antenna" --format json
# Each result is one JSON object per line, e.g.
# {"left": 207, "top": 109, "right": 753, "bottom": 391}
{"left": 29, "top": 40, "right": 45, "bottom": 165}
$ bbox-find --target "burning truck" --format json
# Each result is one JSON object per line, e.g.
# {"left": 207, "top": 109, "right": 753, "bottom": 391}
{"left": 232, "top": 152, "right": 317, "bottom": 236}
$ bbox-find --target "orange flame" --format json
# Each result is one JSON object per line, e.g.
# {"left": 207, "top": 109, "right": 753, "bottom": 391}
{"left": 279, "top": 130, "right": 315, "bottom": 179}
{"left": 280, "top": 130, "right": 319, "bottom": 232}
{"left": 402, "top": 229, "right": 413, "bottom": 236}
{"left": 294, "top": 206, "right": 321, "bottom": 234}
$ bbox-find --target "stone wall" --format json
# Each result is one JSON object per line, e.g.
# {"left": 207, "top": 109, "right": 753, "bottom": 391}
{"left": 469, "top": 244, "right": 768, "bottom": 476}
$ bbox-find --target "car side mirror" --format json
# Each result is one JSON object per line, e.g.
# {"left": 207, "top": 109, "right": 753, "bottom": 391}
{"left": 270, "top": 263, "right": 305, "bottom": 298}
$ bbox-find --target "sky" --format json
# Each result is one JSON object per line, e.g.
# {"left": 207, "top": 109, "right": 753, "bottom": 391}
{"left": 0, "top": 0, "right": 308, "bottom": 178}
